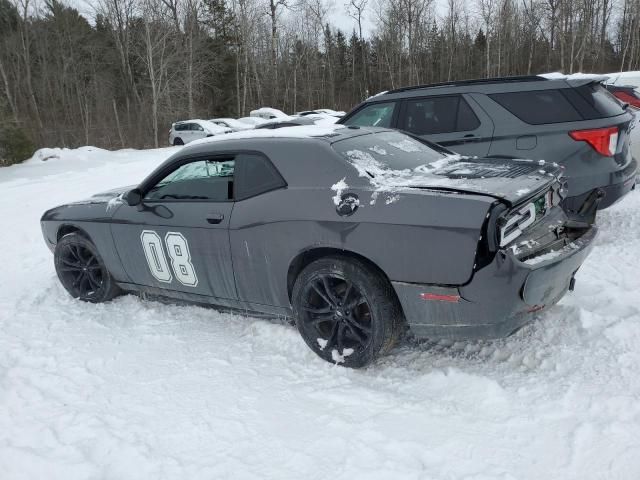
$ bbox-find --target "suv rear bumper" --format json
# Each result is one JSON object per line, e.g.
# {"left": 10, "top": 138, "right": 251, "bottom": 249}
{"left": 392, "top": 226, "right": 597, "bottom": 340}
{"left": 564, "top": 157, "right": 637, "bottom": 211}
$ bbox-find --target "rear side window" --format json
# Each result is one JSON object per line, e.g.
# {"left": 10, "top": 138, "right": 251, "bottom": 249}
{"left": 343, "top": 102, "right": 397, "bottom": 128}
{"left": 490, "top": 90, "right": 582, "bottom": 124}
{"left": 491, "top": 85, "right": 625, "bottom": 124}
{"left": 573, "top": 84, "right": 626, "bottom": 118}
{"left": 402, "top": 95, "right": 480, "bottom": 134}
{"left": 175, "top": 123, "right": 189, "bottom": 131}
{"left": 234, "top": 153, "right": 286, "bottom": 200}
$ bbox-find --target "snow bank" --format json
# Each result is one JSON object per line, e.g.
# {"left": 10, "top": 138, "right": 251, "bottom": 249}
{"left": 1, "top": 145, "right": 640, "bottom": 479}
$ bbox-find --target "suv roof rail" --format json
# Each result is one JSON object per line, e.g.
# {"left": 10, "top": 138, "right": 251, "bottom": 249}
{"left": 385, "top": 75, "right": 547, "bottom": 94}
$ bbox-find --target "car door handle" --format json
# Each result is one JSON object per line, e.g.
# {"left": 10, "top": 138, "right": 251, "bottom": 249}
{"left": 206, "top": 213, "right": 224, "bottom": 224}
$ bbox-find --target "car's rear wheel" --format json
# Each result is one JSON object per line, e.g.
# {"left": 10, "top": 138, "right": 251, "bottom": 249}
{"left": 54, "top": 233, "right": 120, "bottom": 303}
{"left": 292, "top": 256, "right": 402, "bottom": 368}
{"left": 173, "top": 137, "right": 184, "bottom": 145}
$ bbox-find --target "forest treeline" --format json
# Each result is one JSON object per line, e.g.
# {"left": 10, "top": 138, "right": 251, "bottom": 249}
{"left": 0, "top": 0, "right": 639, "bottom": 161}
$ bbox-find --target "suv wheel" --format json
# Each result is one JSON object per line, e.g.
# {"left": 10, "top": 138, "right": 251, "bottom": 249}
{"left": 292, "top": 256, "right": 402, "bottom": 368}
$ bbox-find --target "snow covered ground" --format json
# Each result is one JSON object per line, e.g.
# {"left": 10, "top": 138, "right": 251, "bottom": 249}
{"left": 1, "top": 146, "right": 639, "bottom": 480}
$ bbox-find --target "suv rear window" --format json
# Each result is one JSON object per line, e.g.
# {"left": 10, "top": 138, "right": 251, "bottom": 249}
{"left": 490, "top": 85, "right": 625, "bottom": 124}
{"left": 573, "top": 83, "right": 626, "bottom": 117}
{"left": 490, "top": 90, "right": 582, "bottom": 124}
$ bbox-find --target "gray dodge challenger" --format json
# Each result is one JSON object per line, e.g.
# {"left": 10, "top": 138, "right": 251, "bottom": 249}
{"left": 41, "top": 126, "right": 598, "bottom": 367}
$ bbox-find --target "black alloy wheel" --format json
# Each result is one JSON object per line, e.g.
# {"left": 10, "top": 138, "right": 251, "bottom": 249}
{"left": 292, "top": 256, "right": 403, "bottom": 368}
{"left": 54, "top": 233, "right": 120, "bottom": 302}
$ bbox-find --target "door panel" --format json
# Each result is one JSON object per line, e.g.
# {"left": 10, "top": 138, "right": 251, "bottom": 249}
{"left": 111, "top": 202, "right": 237, "bottom": 299}
{"left": 399, "top": 94, "right": 494, "bottom": 156}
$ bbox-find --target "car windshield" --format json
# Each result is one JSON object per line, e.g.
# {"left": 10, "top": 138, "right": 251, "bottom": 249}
{"left": 332, "top": 131, "right": 450, "bottom": 176}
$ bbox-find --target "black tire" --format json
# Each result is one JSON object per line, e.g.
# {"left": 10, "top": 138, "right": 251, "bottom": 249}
{"left": 173, "top": 137, "right": 184, "bottom": 146}
{"left": 292, "top": 256, "right": 403, "bottom": 368}
{"left": 54, "top": 233, "right": 121, "bottom": 303}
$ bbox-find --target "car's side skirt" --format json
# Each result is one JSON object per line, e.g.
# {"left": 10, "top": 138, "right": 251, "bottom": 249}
{"left": 116, "top": 282, "right": 292, "bottom": 318}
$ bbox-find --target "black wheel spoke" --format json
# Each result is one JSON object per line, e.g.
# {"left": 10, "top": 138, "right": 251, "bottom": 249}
{"left": 344, "top": 322, "right": 367, "bottom": 344}
{"left": 72, "top": 271, "right": 85, "bottom": 288}
{"left": 310, "top": 315, "right": 336, "bottom": 326}
{"left": 71, "top": 244, "right": 84, "bottom": 262}
{"left": 61, "top": 258, "right": 83, "bottom": 268}
{"left": 59, "top": 265, "right": 82, "bottom": 273}
{"left": 321, "top": 276, "right": 340, "bottom": 305}
{"left": 346, "top": 315, "right": 371, "bottom": 334}
{"left": 346, "top": 296, "right": 367, "bottom": 310}
{"left": 311, "top": 282, "right": 333, "bottom": 307}
{"left": 86, "top": 270, "right": 102, "bottom": 290}
{"left": 302, "top": 304, "right": 332, "bottom": 314}
{"left": 342, "top": 281, "right": 353, "bottom": 305}
{"left": 79, "top": 274, "right": 92, "bottom": 293}
{"left": 324, "top": 321, "right": 339, "bottom": 350}
{"left": 336, "top": 323, "right": 345, "bottom": 352}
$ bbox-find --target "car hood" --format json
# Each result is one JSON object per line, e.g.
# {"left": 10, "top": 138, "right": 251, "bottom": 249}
{"left": 89, "top": 185, "right": 136, "bottom": 202}
{"left": 59, "top": 186, "right": 136, "bottom": 207}
{"left": 368, "top": 156, "right": 563, "bottom": 206}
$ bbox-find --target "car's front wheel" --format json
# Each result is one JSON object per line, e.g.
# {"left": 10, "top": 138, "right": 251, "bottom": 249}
{"left": 292, "top": 256, "right": 403, "bottom": 368}
{"left": 54, "top": 232, "right": 121, "bottom": 303}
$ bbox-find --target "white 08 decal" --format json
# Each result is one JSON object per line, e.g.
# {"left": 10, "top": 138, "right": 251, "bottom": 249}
{"left": 140, "top": 230, "right": 198, "bottom": 287}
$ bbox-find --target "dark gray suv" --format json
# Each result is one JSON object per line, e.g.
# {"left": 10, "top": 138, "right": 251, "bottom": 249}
{"left": 339, "top": 76, "right": 638, "bottom": 211}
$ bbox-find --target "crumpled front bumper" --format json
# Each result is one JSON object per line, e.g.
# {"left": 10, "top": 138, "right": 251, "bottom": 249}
{"left": 392, "top": 225, "right": 598, "bottom": 340}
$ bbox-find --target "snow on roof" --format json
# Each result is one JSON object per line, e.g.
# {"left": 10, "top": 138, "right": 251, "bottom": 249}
{"left": 366, "top": 91, "right": 388, "bottom": 100}
{"left": 250, "top": 107, "right": 290, "bottom": 119}
{"left": 539, "top": 72, "right": 610, "bottom": 81}
{"left": 605, "top": 71, "right": 640, "bottom": 78}
{"left": 237, "top": 116, "right": 269, "bottom": 125}
{"left": 210, "top": 118, "right": 254, "bottom": 130}
{"left": 188, "top": 124, "right": 347, "bottom": 147}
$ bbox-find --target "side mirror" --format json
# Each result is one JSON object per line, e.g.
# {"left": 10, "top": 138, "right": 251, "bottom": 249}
{"left": 122, "top": 188, "right": 142, "bottom": 207}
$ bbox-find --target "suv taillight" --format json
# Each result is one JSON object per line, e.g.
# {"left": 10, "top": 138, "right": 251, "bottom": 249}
{"left": 569, "top": 126, "right": 619, "bottom": 157}
{"left": 612, "top": 91, "right": 640, "bottom": 109}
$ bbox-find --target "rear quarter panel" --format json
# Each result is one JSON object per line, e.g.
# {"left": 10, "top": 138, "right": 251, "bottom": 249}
{"left": 229, "top": 184, "right": 495, "bottom": 309}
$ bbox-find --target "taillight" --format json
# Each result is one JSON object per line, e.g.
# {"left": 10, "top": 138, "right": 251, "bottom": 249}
{"left": 612, "top": 91, "right": 640, "bottom": 109}
{"left": 569, "top": 126, "right": 619, "bottom": 157}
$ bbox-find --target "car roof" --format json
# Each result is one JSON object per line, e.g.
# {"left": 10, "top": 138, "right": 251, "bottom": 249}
{"left": 360, "top": 75, "right": 590, "bottom": 101}
{"left": 178, "top": 125, "right": 378, "bottom": 153}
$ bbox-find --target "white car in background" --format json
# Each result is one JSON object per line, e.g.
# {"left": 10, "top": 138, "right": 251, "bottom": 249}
{"left": 605, "top": 72, "right": 640, "bottom": 161}
{"left": 249, "top": 107, "right": 290, "bottom": 120}
{"left": 296, "top": 108, "right": 346, "bottom": 117}
{"left": 605, "top": 71, "right": 640, "bottom": 90}
{"left": 237, "top": 116, "right": 269, "bottom": 127}
{"left": 209, "top": 118, "right": 255, "bottom": 132}
{"left": 169, "top": 120, "right": 231, "bottom": 146}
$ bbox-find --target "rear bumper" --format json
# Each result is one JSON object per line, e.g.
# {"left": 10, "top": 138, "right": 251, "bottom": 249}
{"left": 564, "top": 157, "right": 637, "bottom": 211}
{"left": 392, "top": 226, "right": 598, "bottom": 340}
